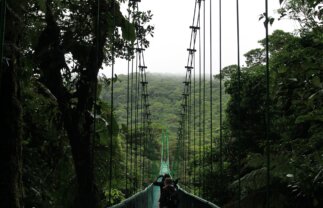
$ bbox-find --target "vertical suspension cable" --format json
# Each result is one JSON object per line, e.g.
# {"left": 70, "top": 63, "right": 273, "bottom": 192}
{"left": 130, "top": 38, "right": 134, "bottom": 194}
{"left": 188, "top": 65, "right": 192, "bottom": 187}
{"left": 185, "top": 94, "right": 187, "bottom": 183}
{"left": 137, "top": 45, "right": 142, "bottom": 188}
{"left": 209, "top": 0, "right": 213, "bottom": 175}
{"left": 193, "top": 52, "right": 196, "bottom": 195}
{"left": 134, "top": 45, "right": 139, "bottom": 191}
{"left": 139, "top": 62, "right": 143, "bottom": 188}
{"left": 184, "top": 98, "right": 187, "bottom": 185}
{"left": 202, "top": 0, "right": 206, "bottom": 195}
{"left": 236, "top": 0, "right": 242, "bottom": 206}
{"left": 162, "top": 130, "right": 164, "bottom": 162}
{"left": 135, "top": 14, "right": 141, "bottom": 189}
{"left": 140, "top": 68, "right": 144, "bottom": 187}
{"left": 167, "top": 130, "right": 169, "bottom": 166}
{"left": 125, "top": 1, "right": 132, "bottom": 194}
{"left": 219, "top": 0, "right": 224, "bottom": 203}
{"left": 130, "top": 1, "right": 136, "bottom": 193}
{"left": 265, "top": 0, "right": 270, "bottom": 207}
{"left": 109, "top": 0, "right": 116, "bottom": 204}
{"left": 126, "top": 56, "right": 130, "bottom": 193}
{"left": 198, "top": 17, "right": 202, "bottom": 196}
{"left": 142, "top": 98, "right": 146, "bottom": 182}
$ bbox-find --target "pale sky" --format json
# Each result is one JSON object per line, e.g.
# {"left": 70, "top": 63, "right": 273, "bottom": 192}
{"left": 102, "top": 0, "right": 299, "bottom": 77}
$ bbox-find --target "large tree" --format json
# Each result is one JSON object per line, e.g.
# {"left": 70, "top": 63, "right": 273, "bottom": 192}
{"left": 32, "top": 0, "right": 152, "bottom": 207}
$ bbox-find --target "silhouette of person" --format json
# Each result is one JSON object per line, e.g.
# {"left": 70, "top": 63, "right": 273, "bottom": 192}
{"left": 159, "top": 178, "right": 178, "bottom": 208}
{"left": 153, "top": 173, "right": 171, "bottom": 192}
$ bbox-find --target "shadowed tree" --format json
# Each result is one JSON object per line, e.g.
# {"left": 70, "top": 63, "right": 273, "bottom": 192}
{"left": 32, "top": 0, "right": 152, "bottom": 207}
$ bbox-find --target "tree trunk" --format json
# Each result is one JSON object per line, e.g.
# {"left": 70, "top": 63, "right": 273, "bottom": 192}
{"left": 0, "top": 1, "right": 23, "bottom": 205}
{"left": 34, "top": 4, "right": 100, "bottom": 206}
{"left": 64, "top": 110, "right": 99, "bottom": 208}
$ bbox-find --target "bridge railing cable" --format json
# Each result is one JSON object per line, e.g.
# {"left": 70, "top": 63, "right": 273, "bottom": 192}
{"left": 108, "top": 184, "right": 155, "bottom": 208}
{"left": 177, "top": 186, "right": 220, "bottom": 208}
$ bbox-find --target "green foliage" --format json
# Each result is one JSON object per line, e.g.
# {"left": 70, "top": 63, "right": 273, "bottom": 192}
{"left": 203, "top": 22, "right": 323, "bottom": 208}
{"left": 101, "top": 73, "right": 184, "bottom": 142}
{"left": 100, "top": 73, "right": 228, "bottom": 168}
{"left": 21, "top": 77, "right": 130, "bottom": 207}
{"left": 278, "top": 0, "right": 323, "bottom": 30}
{"left": 103, "top": 188, "right": 125, "bottom": 205}
{"left": 7, "top": 0, "right": 323, "bottom": 207}
{"left": 22, "top": 79, "right": 75, "bottom": 207}
{"left": 193, "top": 2, "right": 323, "bottom": 206}
{"left": 18, "top": 0, "right": 155, "bottom": 207}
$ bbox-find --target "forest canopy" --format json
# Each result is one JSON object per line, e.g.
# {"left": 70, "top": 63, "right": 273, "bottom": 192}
{"left": 0, "top": 0, "right": 322, "bottom": 208}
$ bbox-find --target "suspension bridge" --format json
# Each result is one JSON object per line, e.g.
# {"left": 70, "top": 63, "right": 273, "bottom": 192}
{"left": 109, "top": 131, "right": 220, "bottom": 208}
{"left": 0, "top": 0, "right": 275, "bottom": 207}
{"left": 104, "top": 0, "right": 272, "bottom": 207}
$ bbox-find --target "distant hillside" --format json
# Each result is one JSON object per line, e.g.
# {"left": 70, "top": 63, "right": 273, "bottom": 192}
{"left": 100, "top": 72, "right": 228, "bottom": 147}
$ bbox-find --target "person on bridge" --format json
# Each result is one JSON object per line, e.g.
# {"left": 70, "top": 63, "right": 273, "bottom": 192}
{"left": 153, "top": 173, "right": 171, "bottom": 191}
{"left": 153, "top": 174, "right": 179, "bottom": 207}
{"left": 159, "top": 178, "right": 179, "bottom": 208}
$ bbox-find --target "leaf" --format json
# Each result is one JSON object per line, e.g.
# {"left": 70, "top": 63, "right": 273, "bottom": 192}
{"left": 121, "top": 21, "right": 136, "bottom": 42}
{"left": 288, "top": 77, "right": 298, "bottom": 82}
{"left": 308, "top": 89, "right": 323, "bottom": 101}
{"left": 312, "top": 76, "right": 321, "bottom": 88}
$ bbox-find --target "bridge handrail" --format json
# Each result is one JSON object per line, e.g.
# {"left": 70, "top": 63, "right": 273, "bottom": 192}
{"left": 108, "top": 183, "right": 221, "bottom": 208}
{"left": 108, "top": 184, "right": 154, "bottom": 208}
{"left": 177, "top": 186, "right": 221, "bottom": 208}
